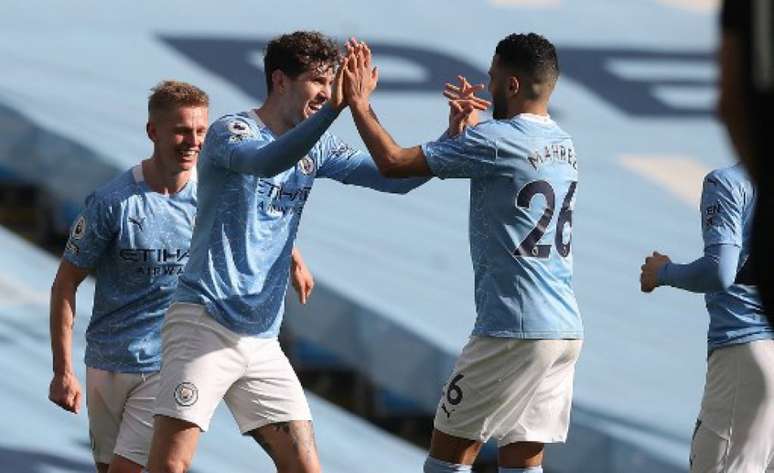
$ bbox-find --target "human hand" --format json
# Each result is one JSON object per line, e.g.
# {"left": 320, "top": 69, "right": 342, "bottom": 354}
{"left": 291, "top": 251, "right": 315, "bottom": 305}
{"left": 330, "top": 53, "right": 349, "bottom": 111}
{"left": 342, "top": 38, "right": 379, "bottom": 109}
{"left": 443, "top": 76, "right": 490, "bottom": 136}
{"left": 49, "top": 371, "right": 82, "bottom": 414}
{"left": 640, "top": 251, "right": 671, "bottom": 293}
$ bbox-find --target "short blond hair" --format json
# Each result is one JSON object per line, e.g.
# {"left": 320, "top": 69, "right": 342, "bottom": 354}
{"left": 148, "top": 80, "right": 209, "bottom": 118}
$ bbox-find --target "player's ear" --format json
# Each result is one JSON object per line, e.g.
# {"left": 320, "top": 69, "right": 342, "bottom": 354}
{"left": 146, "top": 121, "right": 157, "bottom": 143}
{"left": 507, "top": 76, "right": 520, "bottom": 97}
{"left": 271, "top": 69, "right": 287, "bottom": 94}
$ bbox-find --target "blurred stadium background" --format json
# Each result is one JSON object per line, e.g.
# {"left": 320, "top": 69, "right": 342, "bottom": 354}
{"left": 0, "top": 0, "right": 729, "bottom": 471}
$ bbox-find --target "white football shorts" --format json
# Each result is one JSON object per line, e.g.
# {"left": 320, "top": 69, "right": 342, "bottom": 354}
{"left": 690, "top": 339, "right": 774, "bottom": 473}
{"left": 434, "top": 336, "right": 582, "bottom": 447}
{"left": 153, "top": 303, "right": 312, "bottom": 433}
{"left": 86, "top": 367, "right": 158, "bottom": 466}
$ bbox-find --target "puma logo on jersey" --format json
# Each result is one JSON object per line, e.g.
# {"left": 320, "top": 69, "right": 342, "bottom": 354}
{"left": 129, "top": 216, "right": 145, "bottom": 231}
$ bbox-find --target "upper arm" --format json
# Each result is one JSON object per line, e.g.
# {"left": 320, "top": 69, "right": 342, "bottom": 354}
{"left": 52, "top": 258, "right": 90, "bottom": 293}
{"left": 62, "top": 195, "right": 115, "bottom": 270}
{"left": 420, "top": 124, "right": 500, "bottom": 179}
{"left": 700, "top": 173, "right": 744, "bottom": 248}
{"left": 204, "top": 116, "right": 268, "bottom": 173}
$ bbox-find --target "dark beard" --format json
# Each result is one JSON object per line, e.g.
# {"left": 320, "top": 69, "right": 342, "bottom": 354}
{"left": 492, "top": 93, "right": 508, "bottom": 119}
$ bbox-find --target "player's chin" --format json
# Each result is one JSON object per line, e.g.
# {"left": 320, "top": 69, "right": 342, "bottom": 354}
{"left": 176, "top": 155, "right": 198, "bottom": 170}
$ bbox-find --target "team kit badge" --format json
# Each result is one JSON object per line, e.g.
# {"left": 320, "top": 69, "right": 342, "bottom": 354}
{"left": 298, "top": 155, "right": 315, "bottom": 175}
{"left": 174, "top": 382, "right": 199, "bottom": 407}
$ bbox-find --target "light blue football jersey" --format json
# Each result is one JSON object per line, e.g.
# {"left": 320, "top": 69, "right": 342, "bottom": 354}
{"left": 63, "top": 165, "right": 196, "bottom": 372}
{"left": 175, "top": 109, "right": 426, "bottom": 336}
{"left": 422, "top": 114, "right": 582, "bottom": 339}
{"left": 700, "top": 164, "right": 772, "bottom": 349}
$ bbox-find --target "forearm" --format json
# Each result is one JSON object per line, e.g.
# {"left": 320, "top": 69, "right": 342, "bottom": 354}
{"left": 50, "top": 282, "right": 77, "bottom": 375}
{"left": 658, "top": 244, "right": 740, "bottom": 293}
{"left": 349, "top": 101, "right": 410, "bottom": 176}
{"left": 231, "top": 104, "right": 340, "bottom": 177}
{"left": 340, "top": 157, "right": 430, "bottom": 194}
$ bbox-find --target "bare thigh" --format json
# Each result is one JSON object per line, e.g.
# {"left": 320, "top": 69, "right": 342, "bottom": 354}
{"left": 147, "top": 416, "right": 201, "bottom": 473}
{"left": 250, "top": 420, "right": 321, "bottom": 473}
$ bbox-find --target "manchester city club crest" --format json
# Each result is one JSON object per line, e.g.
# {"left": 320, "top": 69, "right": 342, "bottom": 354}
{"left": 299, "top": 155, "right": 315, "bottom": 175}
{"left": 70, "top": 216, "right": 86, "bottom": 240}
{"left": 174, "top": 382, "right": 199, "bottom": 407}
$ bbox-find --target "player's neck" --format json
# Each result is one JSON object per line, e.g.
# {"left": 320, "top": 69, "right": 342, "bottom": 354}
{"left": 255, "top": 97, "right": 294, "bottom": 136}
{"left": 507, "top": 99, "right": 549, "bottom": 119}
{"left": 142, "top": 158, "right": 191, "bottom": 196}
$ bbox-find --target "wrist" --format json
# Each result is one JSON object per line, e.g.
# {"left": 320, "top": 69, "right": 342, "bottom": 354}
{"left": 656, "top": 262, "right": 671, "bottom": 286}
{"left": 350, "top": 99, "right": 370, "bottom": 115}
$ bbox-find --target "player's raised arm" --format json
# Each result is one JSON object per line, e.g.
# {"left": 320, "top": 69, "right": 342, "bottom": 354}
{"left": 221, "top": 57, "right": 350, "bottom": 178}
{"left": 343, "top": 41, "right": 432, "bottom": 178}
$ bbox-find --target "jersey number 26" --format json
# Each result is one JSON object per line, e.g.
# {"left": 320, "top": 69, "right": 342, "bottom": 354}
{"left": 515, "top": 180, "right": 577, "bottom": 259}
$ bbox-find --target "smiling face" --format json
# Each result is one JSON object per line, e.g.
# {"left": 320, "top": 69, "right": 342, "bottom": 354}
{"left": 284, "top": 64, "right": 335, "bottom": 124}
{"left": 148, "top": 105, "right": 209, "bottom": 173}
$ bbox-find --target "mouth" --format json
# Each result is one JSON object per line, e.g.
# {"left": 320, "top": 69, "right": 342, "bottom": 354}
{"left": 307, "top": 103, "right": 324, "bottom": 114}
{"left": 177, "top": 149, "right": 199, "bottom": 161}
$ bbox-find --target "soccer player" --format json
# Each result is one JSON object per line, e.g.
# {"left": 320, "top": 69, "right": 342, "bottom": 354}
{"left": 342, "top": 34, "right": 582, "bottom": 473}
{"left": 147, "top": 32, "right": 428, "bottom": 473}
{"left": 47, "top": 81, "right": 315, "bottom": 473}
{"left": 47, "top": 80, "right": 209, "bottom": 473}
{"left": 717, "top": 0, "right": 774, "bottom": 325}
{"left": 640, "top": 164, "right": 774, "bottom": 472}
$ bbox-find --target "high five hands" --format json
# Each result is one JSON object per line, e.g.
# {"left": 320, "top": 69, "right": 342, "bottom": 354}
{"left": 443, "top": 76, "right": 491, "bottom": 137}
{"left": 340, "top": 38, "right": 379, "bottom": 110}
{"left": 336, "top": 38, "right": 490, "bottom": 134}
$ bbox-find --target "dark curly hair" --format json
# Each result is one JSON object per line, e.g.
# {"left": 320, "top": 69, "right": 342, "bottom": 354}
{"left": 495, "top": 33, "right": 559, "bottom": 92}
{"left": 264, "top": 31, "right": 341, "bottom": 93}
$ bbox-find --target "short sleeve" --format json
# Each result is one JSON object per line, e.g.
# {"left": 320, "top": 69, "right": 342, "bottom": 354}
{"left": 203, "top": 115, "right": 268, "bottom": 170}
{"left": 421, "top": 123, "right": 500, "bottom": 179}
{"left": 63, "top": 193, "right": 116, "bottom": 269}
{"left": 701, "top": 172, "right": 744, "bottom": 248}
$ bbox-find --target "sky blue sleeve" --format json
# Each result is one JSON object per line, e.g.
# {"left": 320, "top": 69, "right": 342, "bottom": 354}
{"left": 208, "top": 104, "right": 338, "bottom": 177}
{"left": 318, "top": 134, "right": 429, "bottom": 194}
{"left": 62, "top": 193, "right": 115, "bottom": 269}
{"left": 658, "top": 244, "right": 741, "bottom": 293}
{"left": 700, "top": 171, "right": 743, "bottom": 248}
{"left": 657, "top": 173, "right": 746, "bottom": 293}
{"left": 420, "top": 122, "right": 499, "bottom": 179}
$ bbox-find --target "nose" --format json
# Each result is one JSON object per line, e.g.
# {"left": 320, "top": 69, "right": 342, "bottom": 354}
{"left": 320, "top": 84, "right": 331, "bottom": 101}
{"left": 183, "top": 130, "right": 200, "bottom": 149}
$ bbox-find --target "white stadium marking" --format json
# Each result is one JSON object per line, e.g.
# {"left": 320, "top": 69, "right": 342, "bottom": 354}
{"left": 0, "top": 274, "right": 48, "bottom": 308}
{"left": 654, "top": 0, "right": 719, "bottom": 13}
{"left": 489, "top": 0, "right": 560, "bottom": 7}
{"left": 619, "top": 154, "right": 711, "bottom": 206}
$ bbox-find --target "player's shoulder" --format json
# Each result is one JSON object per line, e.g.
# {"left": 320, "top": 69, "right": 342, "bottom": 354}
{"left": 509, "top": 114, "right": 571, "bottom": 139}
{"left": 212, "top": 111, "right": 263, "bottom": 134}
{"left": 704, "top": 164, "right": 752, "bottom": 193}
{"left": 88, "top": 167, "right": 140, "bottom": 208}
